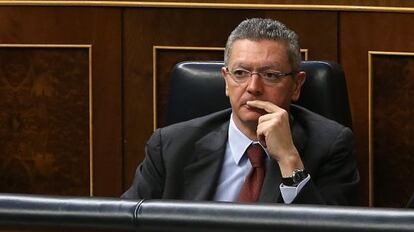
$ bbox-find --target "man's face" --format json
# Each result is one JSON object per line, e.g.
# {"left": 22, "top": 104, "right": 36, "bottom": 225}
{"left": 221, "top": 39, "right": 305, "bottom": 130}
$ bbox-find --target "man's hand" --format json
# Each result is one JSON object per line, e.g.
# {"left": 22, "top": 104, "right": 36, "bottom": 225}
{"left": 246, "top": 100, "right": 304, "bottom": 177}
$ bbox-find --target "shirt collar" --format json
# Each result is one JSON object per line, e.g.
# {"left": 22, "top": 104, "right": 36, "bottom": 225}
{"left": 228, "top": 114, "right": 268, "bottom": 165}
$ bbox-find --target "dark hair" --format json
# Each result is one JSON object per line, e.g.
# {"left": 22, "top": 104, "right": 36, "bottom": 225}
{"left": 224, "top": 18, "right": 301, "bottom": 73}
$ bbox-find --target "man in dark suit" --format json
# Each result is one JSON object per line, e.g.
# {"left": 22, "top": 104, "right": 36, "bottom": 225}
{"left": 122, "top": 18, "right": 359, "bottom": 205}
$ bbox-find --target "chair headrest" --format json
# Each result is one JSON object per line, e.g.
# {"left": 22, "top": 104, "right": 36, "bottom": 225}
{"left": 166, "top": 61, "right": 352, "bottom": 128}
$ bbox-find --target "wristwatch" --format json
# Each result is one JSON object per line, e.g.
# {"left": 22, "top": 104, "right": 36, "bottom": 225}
{"left": 281, "top": 169, "right": 308, "bottom": 187}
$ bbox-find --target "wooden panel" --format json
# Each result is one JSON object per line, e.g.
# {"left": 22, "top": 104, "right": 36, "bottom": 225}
{"left": 370, "top": 53, "right": 414, "bottom": 207}
{"left": 118, "top": 0, "right": 414, "bottom": 7}
{"left": 0, "top": 7, "right": 122, "bottom": 197}
{"left": 123, "top": 8, "right": 338, "bottom": 190}
{"left": 4, "top": 0, "right": 414, "bottom": 9}
{"left": 129, "top": 0, "right": 414, "bottom": 7}
{"left": 0, "top": 46, "right": 90, "bottom": 196}
{"left": 340, "top": 12, "right": 414, "bottom": 206}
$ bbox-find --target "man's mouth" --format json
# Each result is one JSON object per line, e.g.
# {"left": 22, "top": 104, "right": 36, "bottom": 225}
{"left": 243, "top": 103, "right": 267, "bottom": 115}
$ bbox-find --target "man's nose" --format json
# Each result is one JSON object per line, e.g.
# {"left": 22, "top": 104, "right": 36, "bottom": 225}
{"left": 246, "top": 74, "right": 264, "bottom": 96}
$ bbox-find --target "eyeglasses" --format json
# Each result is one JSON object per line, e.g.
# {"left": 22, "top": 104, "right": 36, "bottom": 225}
{"left": 225, "top": 67, "right": 293, "bottom": 85}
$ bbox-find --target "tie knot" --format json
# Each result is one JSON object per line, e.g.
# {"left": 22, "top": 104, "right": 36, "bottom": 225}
{"left": 246, "top": 143, "right": 265, "bottom": 168}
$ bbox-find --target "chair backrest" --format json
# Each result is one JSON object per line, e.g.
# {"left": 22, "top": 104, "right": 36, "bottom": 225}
{"left": 165, "top": 61, "right": 352, "bottom": 128}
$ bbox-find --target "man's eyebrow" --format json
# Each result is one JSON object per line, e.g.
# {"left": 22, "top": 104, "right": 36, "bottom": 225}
{"left": 231, "top": 62, "right": 249, "bottom": 68}
{"left": 230, "top": 60, "right": 284, "bottom": 68}
{"left": 258, "top": 63, "right": 283, "bottom": 69}
{"left": 233, "top": 64, "right": 283, "bottom": 71}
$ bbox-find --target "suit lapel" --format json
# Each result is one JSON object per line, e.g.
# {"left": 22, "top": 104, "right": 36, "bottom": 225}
{"left": 291, "top": 110, "right": 307, "bottom": 156}
{"left": 182, "top": 122, "right": 229, "bottom": 200}
{"left": 259, "top": 159, "right": 282, "bottom": 202}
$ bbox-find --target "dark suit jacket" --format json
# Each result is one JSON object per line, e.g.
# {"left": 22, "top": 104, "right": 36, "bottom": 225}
{"left": 407, "top": 193, "right": 414, "bottom": 208}
{"left": 122, "top": 105, "right": 360, "bottom": 205}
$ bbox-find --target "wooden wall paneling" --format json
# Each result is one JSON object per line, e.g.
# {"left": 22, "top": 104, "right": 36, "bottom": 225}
{"left": 113, "top": 0, "right": 414, "bottom": 7}
{"left": 369, "top": 52, "right": 414, "bottom": 208}
{"left": 123, "top": 7, "right": 338, "bottom": 190}
{"left": 0, "top": 7, "right": 122, "bottom": 197}
{"left": 124, "top": 0, "right": 414, "bottom": 8}
{"left": 0, "top": 45, "right": 91, "bottom": 196}
{"left": 340, "top": 12, "right": 414, "bottom": 207}
{"left": 5, "top": 1, "right": 414, "bottom": 9}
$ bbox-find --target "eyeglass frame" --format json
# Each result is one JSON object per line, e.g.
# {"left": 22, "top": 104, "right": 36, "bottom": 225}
{"left": 224, "top": 67, "right": 295, "bottom": 85}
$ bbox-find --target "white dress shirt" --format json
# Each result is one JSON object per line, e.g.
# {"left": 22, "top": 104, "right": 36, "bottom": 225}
{"left": 213, "top": 114, "right": 310, "bottom": 203}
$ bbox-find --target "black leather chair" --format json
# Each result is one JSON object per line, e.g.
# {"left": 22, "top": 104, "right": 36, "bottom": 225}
{"left": 166, "top": 61, "right": 352, "bottom": 128}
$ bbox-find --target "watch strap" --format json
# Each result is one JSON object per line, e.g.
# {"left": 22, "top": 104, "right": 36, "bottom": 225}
{"left": 281, "top": 176, "right": 295, "bottom": 186}
{"left": 281, "top": 169, "right": 308, "bottom": 187}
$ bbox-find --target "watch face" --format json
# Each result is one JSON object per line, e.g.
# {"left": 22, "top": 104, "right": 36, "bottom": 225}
{"left": 292, "top": 172, "right": 300, "bottom": 183}
{"left": 292, "top": 169, "right": 306, "bottom": 183}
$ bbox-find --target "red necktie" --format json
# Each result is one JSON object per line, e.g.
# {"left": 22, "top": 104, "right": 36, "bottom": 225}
{"left": 238, "top": 143, "right": 266, "bottom": 203}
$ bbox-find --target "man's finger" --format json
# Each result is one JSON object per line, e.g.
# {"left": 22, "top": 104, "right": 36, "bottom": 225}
{"left": 246, "top": 100, "right": 280, "bottom": 113}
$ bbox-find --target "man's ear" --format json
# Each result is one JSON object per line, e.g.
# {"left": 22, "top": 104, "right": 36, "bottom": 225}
{"left": 291, "top": 71, "right": 306, "bottom": 102}
{"left": 221, "top": 67, "right": 229, "bottom": 96}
